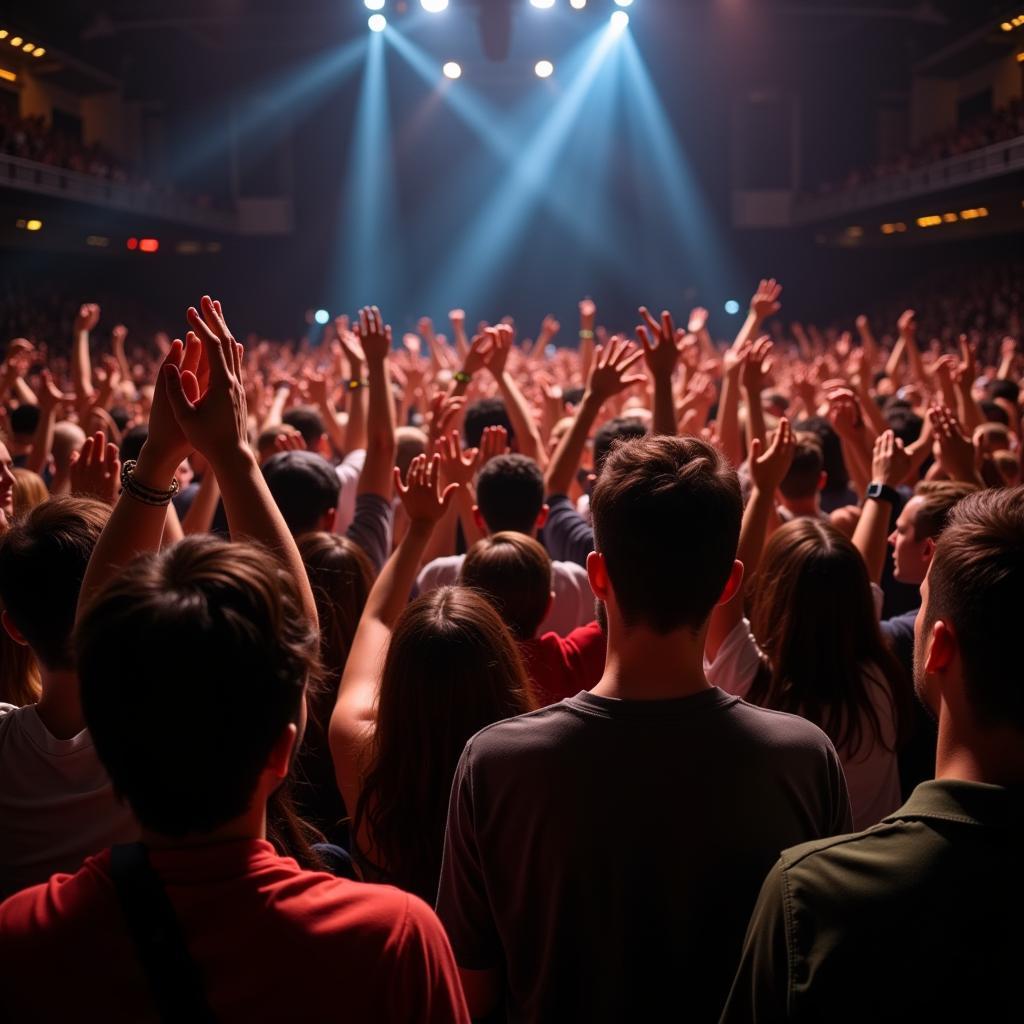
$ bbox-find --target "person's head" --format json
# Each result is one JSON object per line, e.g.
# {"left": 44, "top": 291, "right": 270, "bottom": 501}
{"left": 749, "top": 518, "right": 908, "bottom": 755}
{"left": 474, "top": 454, "right": 547, "bottom": 536}
{"left": 460, "top": 532, "right": 553, "bottom": 641}
{"left": 0, "top": 438, "right": 15, "bottom": 519}
{"left": 593, "top": 417, "right": 648, "bottom": 477}
{"left": 282, "top": 406, "right": 328, "bottom": 455}
{"left": 297, "top": 532, "right": 374, "bottom": 684}
{"left": 0, "top": 497, "right": 109, "bottom": 670}
{"left": 973, "top": 421, "right": 1011, "bottom": 456}
{"left": 779, "top": 432, "right": 826, "bottom": 504}
{"left": 355, "top": 586, "right": 533, "bottom": 899}
{"left": 979, "top": 400, "right": 1010, "bottom": 427}
{"left": 75, "top": 535, "right": 318, "bottom": 837}
{"left": 52, "top": 421, "right": 86, "bottom": 474}
{"left": 394, "top": 426, "right": 428, "bottom": 478}
{"left": 884, "top": 404, "right": 924, "bottom": 447}
{"left": 119, "top": 424, "right": 149, "bottom": 464}
{"left": 794, "top": 416, "right": 848, "bottom": 494}
{"left": 888, "top": 480, "right": 978, "bottom": 585}
{"left": 256, "top": 422, "right": 301, "bottom": 464}
{"left": 991, "top": 449, "right": 1021, "bottom": 487}
{"left": 11, "top": 468, "right": 48, "bottom": 516}
{"left": 262, "top": 450, "right": 340, "bottom": 535}
{"left": 987, "top": 377, "right": 1020, "bottom": 407}
{"left": 8, "top": 403, "right": 39, "bottom": 444}
{"left": 463, "top": 397, "right": 514, "bottom": 449}
{"left": 915, "top": 486, "right": 1024, "bottom": 736}
{"left": 589, "top": 435, "right": 742, "bottom": 637}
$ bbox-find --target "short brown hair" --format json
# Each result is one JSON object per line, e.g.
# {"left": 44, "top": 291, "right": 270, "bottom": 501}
{"left": 0, "top": 497, "right": 109, "bottom": 668}
{"left": 923, "top": 486, "right": 1024, "bottom": 729}
{"left": 910, "top": 480, "right": 977, "bottom": 542}
{"left": 591, "top": 435, "right": 741, "bottom": 634}
{"left": 12, "top": 468, "right": 48, "bottom": 517}
{"left": 779, "top": 432, "right": 824, "bottom": 501}
{"left": 460, "top": 532, "right": 553, "bottom": 640}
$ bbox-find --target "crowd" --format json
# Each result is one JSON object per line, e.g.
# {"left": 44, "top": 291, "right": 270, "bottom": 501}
{"left": 0, "top": 278, "right": 1021, "bottom": 1021}
{"left": 821, "top": 95, "right": 1024, "bottom": 192}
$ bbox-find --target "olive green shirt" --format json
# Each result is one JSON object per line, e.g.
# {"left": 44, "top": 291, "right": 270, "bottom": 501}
{"left": 721, "top": 779, "right": 1024, "bottom": 1022}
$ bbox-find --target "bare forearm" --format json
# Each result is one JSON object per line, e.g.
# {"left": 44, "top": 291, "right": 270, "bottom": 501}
{"left": 72, "top": 329, "right": 95, "bottom": 401}
{"left": 358, "top": 356, "right": 397, "bottom": 499}
{"left": 743, "top": 388, "right": 767, "bottom": 449}
{"left": 716, "top": 375, "right": 743, "bottom": 466}
{"left": 852, "top": 496, "right": 892, "bottom": 585}
{"left": 181, "top": 471, "right": 221, "bottom": 535}
{"left": 652, "top": 376, "right": 677, "bottom": 437}
{"left": 546, "top": 393, "right": 599, "bottom": 495}
{"left": 344, "top": 378, "right": 368, "bottom": 453}
{"left": 26, "top": 406, "right": 57, "bottom": 476}
{"left": 498, "top": 372, "right": 547, "bottom": 467}
{"left": 365, "top": 519, "right": 433, "bottom": 627}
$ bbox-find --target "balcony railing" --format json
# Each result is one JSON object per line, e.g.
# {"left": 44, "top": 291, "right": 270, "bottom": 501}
{"left": 793, "top": 134, "right": 1024, "bottom": 225}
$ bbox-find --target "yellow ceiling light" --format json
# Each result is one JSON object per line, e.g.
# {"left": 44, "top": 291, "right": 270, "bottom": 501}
{"left": 0, "top": 67, "right": 16, "bottom": 82}
{"left": 10, "top": 36, "right": 22, "bottom": 47}
{"left": 21, "top": 42, "right": 33, "bottom": 52}
{"left": 25, "top": 219, "right": 42, "bottom": 231}
{"left": 0, "top": 31, "right": 8, "bottom": 40}
{"left": 32, "top": 46, "right": 44, "bottom": 57}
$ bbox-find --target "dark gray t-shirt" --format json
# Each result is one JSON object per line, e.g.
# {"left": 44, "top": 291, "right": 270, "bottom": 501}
{"left": 436, "top": 687, "right": 851, "bottom": 1024}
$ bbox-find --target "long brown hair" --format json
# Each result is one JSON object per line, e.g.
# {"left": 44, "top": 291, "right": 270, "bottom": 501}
{"left": 354, "top": 586, "right": 535, "bottom": 901}
{"left": 747, "top": 519, "right": 911, "bottom": 759}
{"left": 294, "top": 532, "right": 375, "bottom": 840}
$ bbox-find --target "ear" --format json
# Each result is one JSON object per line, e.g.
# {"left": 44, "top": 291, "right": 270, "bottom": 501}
{"left": 715, "top": 559, "right": 745, "bottom": 607}
{"left": 1, "top": 610, "right": 27, "bottom": 647}
{"left": 318, "top": 507, "right": 337, "bottom": 533}
{"left": 924, "top": 619, "right": 956, "bottom": 675}
{"left": 472, "top": 505, "right": 487, "bottom": 535}
{"left": 534, "top": 504, "right": 550, "bottom": 532}
{"left": 586, "top": 550, "right": 610, "bottom": 602}
{"left": 317, "top": 433, "right": 330, "bottom": 457}
{"left": 265, "top": 722, "right": 298, "bottom": 781}
{"left": 817, "top": 470, "right": 828, "bottom": 492}
{"left": 921, "top": 536, "right": 936, "bottom": 565}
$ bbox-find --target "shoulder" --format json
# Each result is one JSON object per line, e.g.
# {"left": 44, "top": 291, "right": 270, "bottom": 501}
{"left": 729, "top": 698, "right": 841, "bottom": 757}
{"left": 552, "top": 560, "right": 590, "bottom": 583}
{"left": 461, "top": 702, "right": 580, "bottom": 763}
{"left": 779, "top": 818, "right": 907, "bottom": 877}
{"left": 416, "top": 555, "right": 463, "bottom": 588}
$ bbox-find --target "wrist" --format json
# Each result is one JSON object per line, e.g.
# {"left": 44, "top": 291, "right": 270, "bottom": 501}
{"left": 207, "top": 443, "right": 258, "bottom": 480}
{"left": 134, "top": 444, "right": 183, "bottom": 491}
{"left": 865, "top": 481, "right": 900, "bottom": 506}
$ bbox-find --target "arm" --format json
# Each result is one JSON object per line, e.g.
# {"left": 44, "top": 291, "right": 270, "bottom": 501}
{"left": 25, "top": 371, "right": 70, "bottom": 476}
{"left": 852, "top": 430, "right": 910, "bottom": 585}
{"left": 447, "top": 310, "right": 469, "bottom": 363}
{"left": 485, "top": 325, "right": 547, "bottom": 467}
{"left": 111, "top": 324, "right": 132, "bottom": 383}
{"left": 705, "top": 420, "right": 794, "bottom": 662}
{"left": 638, "top": 306, "right": 681, "bottom": 437}
{"left": 180, "top": 466, "right": 221, "bottom": 535}
{"left": 715, "top": 347, "right": 746, "bottom": 466}
{"left": 953, "top": 335, "right": 985, "bottom": 433}
{"left": 897, "top": 309, "right": 927, "bottom": 387}
{"left": 306, "top": 372, "right": 348, "bottom": 457}
{"left": 929, "top": 404, "right": 984, "bottom": 487}
{"left": 578, "top": 298, "right": 597, "bottom": 382}
{"left": 734, "top": 278, "right": 782, "bottom": 353}
{"left": 71, "top": 303, "right": 99, "bottom": 409}
{"left": 740, "top": 335, "right": 773, "bottom": 451}
{"left": 355, "top": 306, "right": 397, "bottom": 500}
{"left": 330, "top": 455, "right": 456, "bottom": 814}
{"left": 855, "top": 314, "right": 880, "bottom": 371}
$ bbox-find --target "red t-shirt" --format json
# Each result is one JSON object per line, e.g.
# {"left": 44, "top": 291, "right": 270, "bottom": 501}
{"left": 519, "top": 621, "right": 606, "bottom": 706}
{"left": 0, "top": 839, "right": 469, "bottom": 1023}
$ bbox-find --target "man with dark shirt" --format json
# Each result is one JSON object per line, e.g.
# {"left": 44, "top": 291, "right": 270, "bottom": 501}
{"left": 722, "top": 485, "right": 1024, "bottom": 1022}
{"left": 436, "top": 435, "right": 851, "bottom": 1022}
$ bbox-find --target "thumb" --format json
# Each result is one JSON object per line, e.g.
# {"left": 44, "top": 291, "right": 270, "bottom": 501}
{"left": 440, "top": 483, "right": 460, "bottom": 511}
{"left": 163, "top": 364, "right": 196, "bottom": 420}
{"left": 749, "top": 437, "right": 763, "bottom": 462}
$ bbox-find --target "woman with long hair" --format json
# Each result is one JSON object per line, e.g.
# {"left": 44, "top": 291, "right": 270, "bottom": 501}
{"left": 330, "top": 454, "right": 535, "bottom": 901}
{"left": 295, "top": 533, "right": 374, "bottom": 842}
{"left": 706, "top": 421, "right": 911, "bottom": 829}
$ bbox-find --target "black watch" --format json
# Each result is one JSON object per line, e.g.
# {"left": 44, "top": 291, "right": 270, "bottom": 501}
{"left": 865, "top": 482, "right": 900, "bottom": 506}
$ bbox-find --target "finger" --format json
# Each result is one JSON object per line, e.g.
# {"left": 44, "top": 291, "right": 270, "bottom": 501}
{"left": 440, "top": 483, "right": 459, "bottom": 511}
{"left": 187, "top": 308, "right": 227, "bottom": 381}
{"left": 163, "top": 364, "right": 197, "bottom": 420}
{"left": 616, "top": 347, "right": 646, "bottom": 373}
{"left": 161, "top": 337, "right": 185, "bottom": 373}
{"left": 750, "top": 437, "right": 763, "bottom": 462}
{"left": 661, "top": 311, "right": 675, "bottom": 343}
{"left": 393, "top": 465, "right": 407, "bottom": 496}
{"left": 636, "top": 326, "right": 653, "bottom": 355}
{"left": 638, "top": 306, "right": 661, "bottom": 337}
{"left": 93, "top": 432, "right": 108, "bottom": 467}
{"left": 105, "top": 443, "right": 120, "bottom": 473}
{"left": 79, "top": 436, "right": 95, "bottom": 467}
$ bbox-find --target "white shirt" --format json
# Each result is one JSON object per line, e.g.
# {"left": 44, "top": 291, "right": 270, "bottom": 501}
{"left": 417, "top": 554, "right": 595, "bottom": 637}
{"left": 704, "top": 619, "right": 901, "bottom": 831}
{"left": 334, "top": 449, "right": 366, "bottom": 536}
{"left": 0, "top": 704, "right": 138, "bottom": 899}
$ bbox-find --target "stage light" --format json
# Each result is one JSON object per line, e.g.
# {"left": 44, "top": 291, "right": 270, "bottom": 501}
{"left": 86, "top": 235, "right": 110, "bottom": 247}
{"left": 364, "top": 0, "right": 385, "bottom": 9}
{"left": 32, "top": 47, "right": 44, "bottom": 57}
{"left": 570, "top": 0, "right": 587, "bottom": 7}
{"left": 614, "top": 0, "right": 634, "bottom": 6}
{"left": 25, "top": 218, "right": 42, "bottom": 231}
{"left": 0, "top": 68, "right": 16, "bottom": 82}
{"left": 529, "top": 0, "right": 556, "bottom": 9}
{"left": 534, "top": 60, "right": 554, "bottom": 79}
{"left": 421, "top": 0, "right": 449, "bottom": 12}
{"left": 368, "top": 14, "right": 387, "bottom": 32}
{"left": 139, "top": 238, "right": 160, "bottom": 252}
{"left": 126, "top": 237, "right": 138, "bottom": 250}
{"left": 10, "top": 36, "right": 22, "bottom": 47}
{"left": 609, "top": 10, "right": 630, "bottom": 33}
{"left": 0, "top": 31, "right": 7, "bottom": 40}
{"left": 724, "top": 300, "right": 740, "bottom": 315}
{"left": 21, "top": 42, "right": 34, "bottom": 52}
{"left": 442, "top": 61, "right": 462, "bottom": 79}
{"left": 314, "top": 308, "right": 330, "bottom": 325}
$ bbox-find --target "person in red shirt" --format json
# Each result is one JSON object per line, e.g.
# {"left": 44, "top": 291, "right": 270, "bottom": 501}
{"left": 0, "top": 299, "right": 468, "bottom": 1024}
{"left": 460, "top": 531, "right": 605, "bottom": 705}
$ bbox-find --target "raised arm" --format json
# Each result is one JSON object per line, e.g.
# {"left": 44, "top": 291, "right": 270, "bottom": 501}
{"left": 485, "top": 325, "right": 547, "bottom": 467}
{"left": 355, "top": 305, "right": 397, "bottom": 499}
{"left": 71, "top": 303, "right": 99, "bottom": 411}
{"left": 740, "top": 335, "right": 773, "bottom": 450}
{"left": 733, "top": 278, "right": 782, "bottom": 353}
{"left": 706, "top": 419, "right": 795, "bottom": 662}
{"left": 336, "top": 323, "right": 369, "bottom": 453}
{"left": 852, "top": 430, "right": 910, "bottom": 585}
{"left": 578, "top": 298, "right": 597, "bottom": 381}
{"left": 855, "top": 314, "right": 880, "bottom": 371}
{"left": 26, "top": 370, "right": 72, "bottom": 476}
{"left": 330, "top": 454, "right": 456, "bottom": 812}
{"left": 638, "top": 306, "right": 682, "bottom": 437}
{"left": 715, "top": 345, "right": 747, "bottom": 467}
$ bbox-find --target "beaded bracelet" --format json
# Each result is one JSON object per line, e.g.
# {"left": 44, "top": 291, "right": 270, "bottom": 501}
{"left": 453, "top": 370, "right": 473, "bottom": 384}
{"left": 346, "top": 378, "right": 370, "bottom": 391}
{"left": 120, "top": 460, "right": 180, "bottom": 507}
{"left": 579, "top": 329, "right": 595, "bottom": 340}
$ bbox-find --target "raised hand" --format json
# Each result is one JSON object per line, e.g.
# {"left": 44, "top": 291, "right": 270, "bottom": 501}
{"left": 161, "top": 296, "right": 248, "bottom": 469}
{"left": 741, "top": 335, "right": 774, "bottom": 394}
{"left": 75, "top": 303, "right": 101, "bottom": 334}
{"left": 426, "top": 392, "right": 466, "bottom": 446}
{"left": 437, "top": 429, "right": 480, "bottom": 487}
{"left": 870, "top": 429, "right": 911, "bottom": 487}
{"left": 928, "top": 404, "right": 978, "bottom": 484}
{"left": 749, "top": 417, "right": 795, "bottom": 494}
{"left": 69, "top": 430, "right": 121, "bottom": 505}
{"left": 897, "top": 309, "right": 917, "bottom": 338}
{"left": 586, "top": 336, "right": 647, "bottom": 404}
{"left": 482, "top": 324, "right": 514, "bottom": 377}
{"left": 750, "top": 279, "right": 782, "bottom": 320}
{"left": 579, "top": 298, "right": 596, "bottom": 331}
{"left": 461, "top": 332, "right": 494, "bottom": 376}
{"left": 37, "top": 369, "right": 74, "bottom": 411}
{"left": 273, "top": 431, "right": 307, "bottom": 454}
{"left": 688, "top": 306, "right": 709, "bottom": 334}
{"left": 637, "top": 306, "right": 680, "bottom": 380}
{"left": 479, "top": 424, "right": 510, "bottom": 466}
{"left": 395, "top": 453, "right": 458, "bottom": 525}
{"left": 357, "top": 306, "right": 392, "bottom": 362}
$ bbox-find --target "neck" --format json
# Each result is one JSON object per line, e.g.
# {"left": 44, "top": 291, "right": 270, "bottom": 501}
{"left": 34, "top": 666, "right": 85, "bottom": 740}
{"left": 591, "top": 618, "right": 710, "bottom": 701}
{"left": 141, "top": 802, "right": 267, "bottom": 850}
{"left": 782, "top": 495, "right": 820, "bottom": 518}
{"left": 935, "top": 704, "right": 1024, "bottom": 786}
